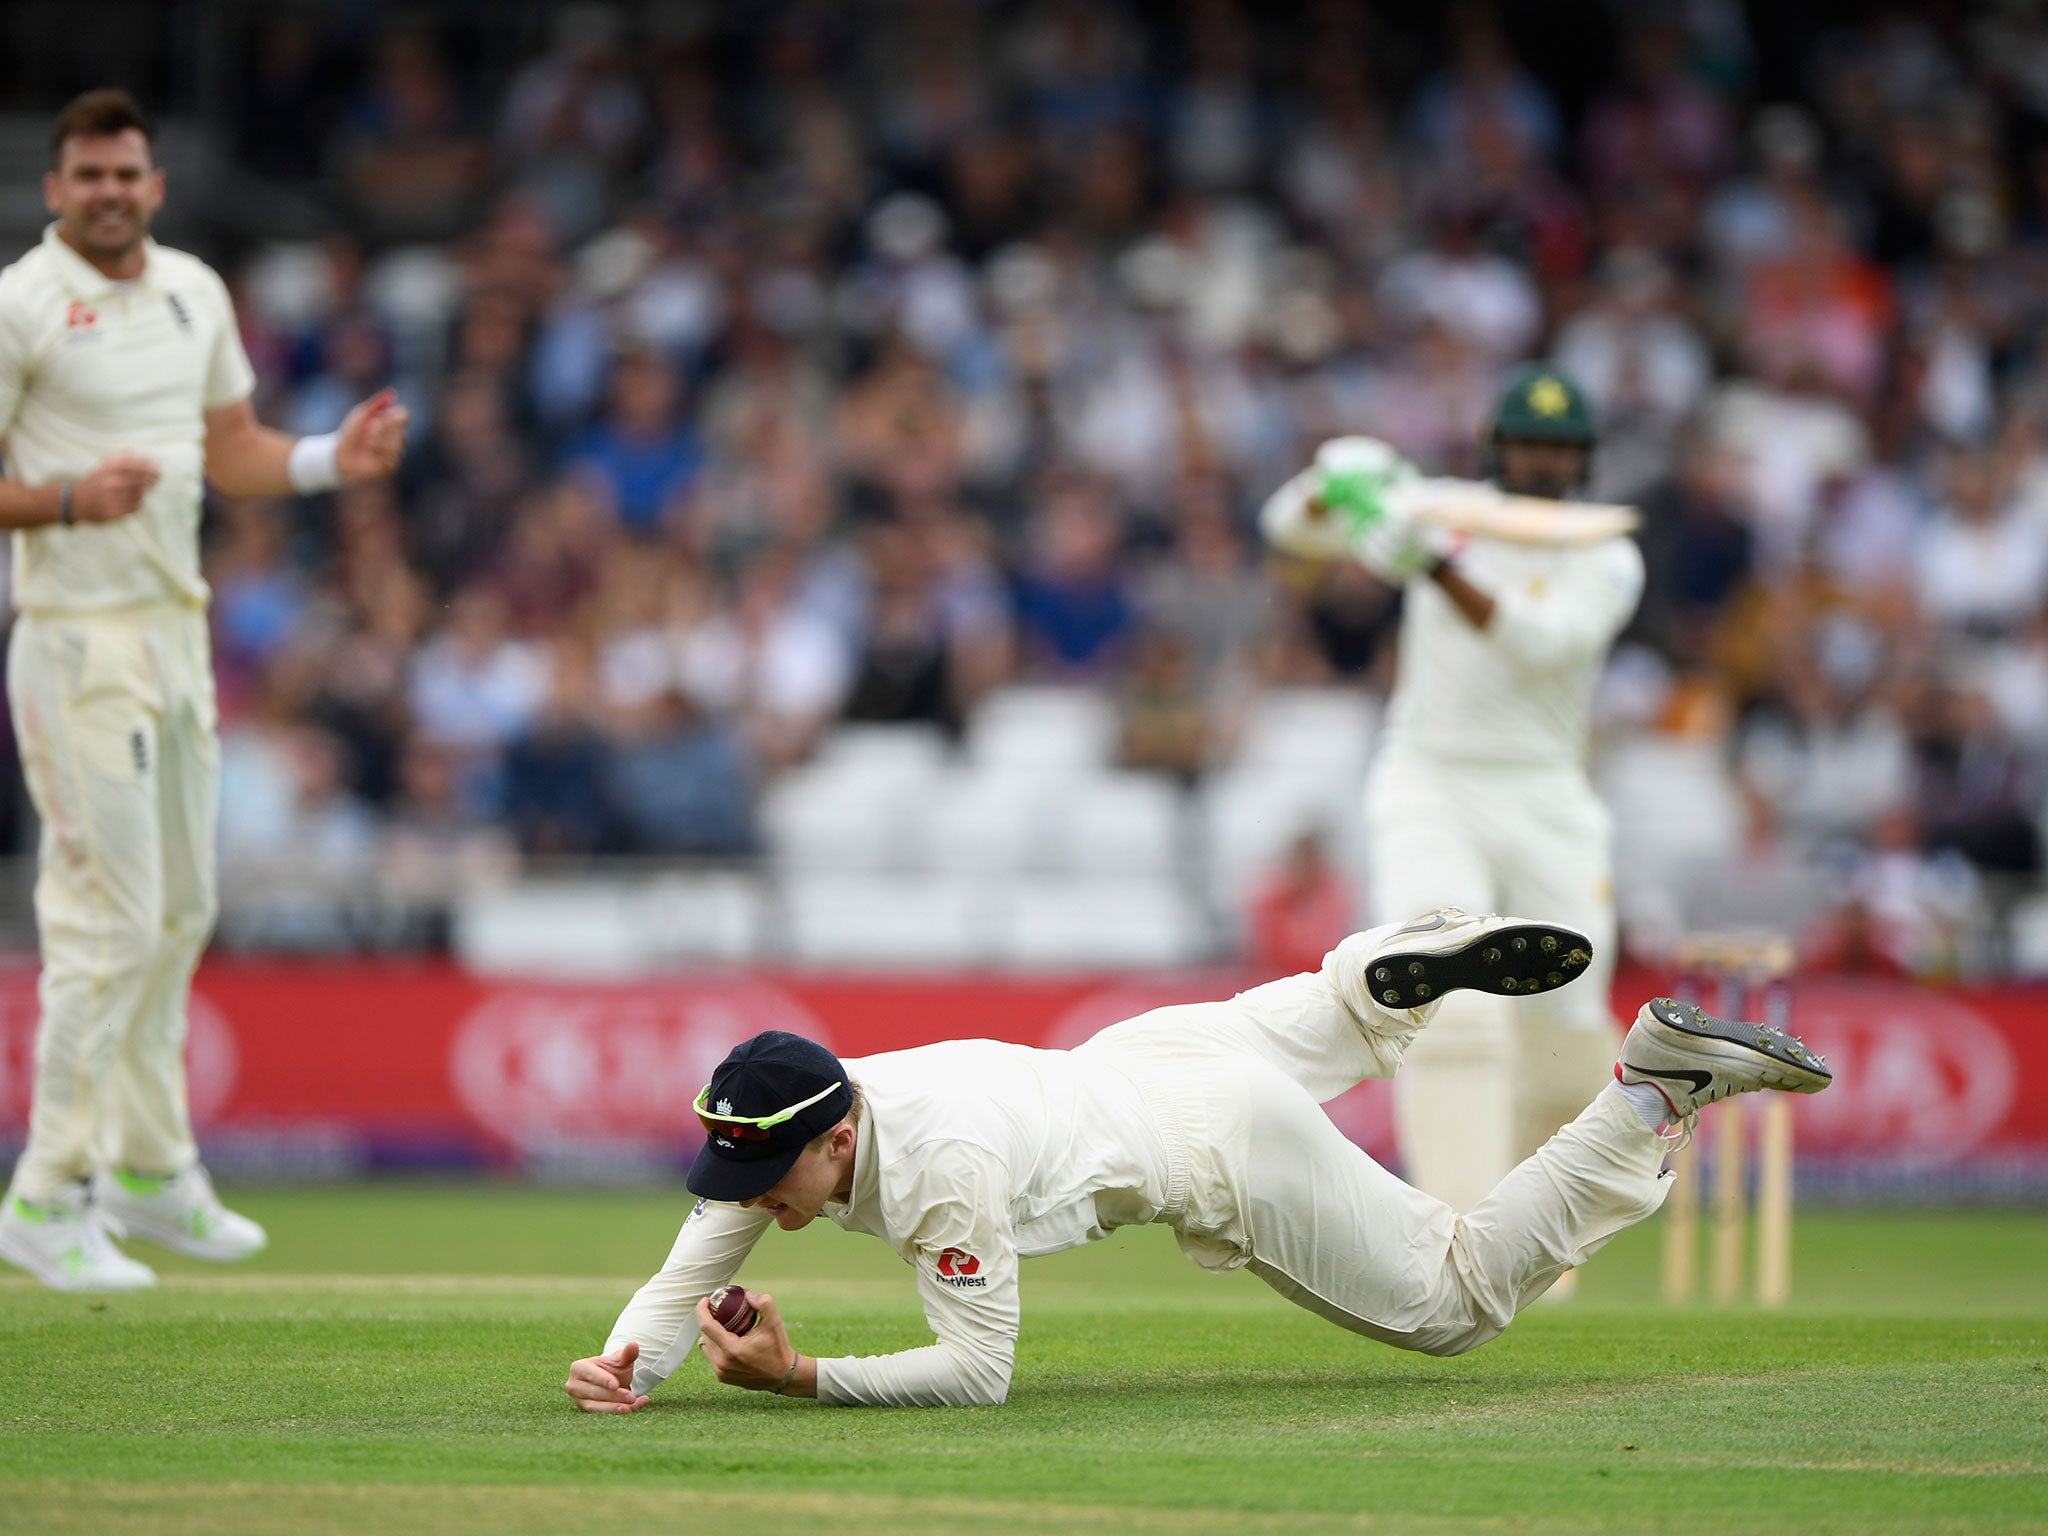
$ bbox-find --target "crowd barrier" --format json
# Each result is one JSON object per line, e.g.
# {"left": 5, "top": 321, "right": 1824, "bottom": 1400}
{"left": 0, "top": 959, "right": 2042, "bottom": 1199}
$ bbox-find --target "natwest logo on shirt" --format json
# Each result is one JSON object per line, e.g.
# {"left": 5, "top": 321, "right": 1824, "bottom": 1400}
{"left": 935, "top": 1247, "right": 985, "bottom": 1286}
{"left": 65, "top": 302, "right": 96, "bottom": 330}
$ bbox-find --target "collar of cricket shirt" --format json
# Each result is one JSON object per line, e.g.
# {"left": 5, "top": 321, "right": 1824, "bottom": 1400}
{"left": 825, "top": 1101, "right": 881, "bottom": 1227}
{"left": 41, "top": 222, "right": 164, "bottom": 301}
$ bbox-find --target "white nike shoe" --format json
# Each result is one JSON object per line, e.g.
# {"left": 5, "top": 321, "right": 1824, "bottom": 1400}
{"left": 1616, "top": 997, "right": 1833, "bottom": 1129}
{"left": 1361, "top": 907, "right": 1594, "bottom": 1010}
{"left": 0, "top": 1182, "right": 157, "bottom": 1292}
{"left": 92, "top": 1165, "right": 267, "bottom": 1263}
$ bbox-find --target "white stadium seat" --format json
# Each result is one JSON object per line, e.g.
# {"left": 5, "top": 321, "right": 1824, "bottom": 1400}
{"left": 813, "top": 722, "right": 953, "bottom": 778}
{"left": 1043, "top": 771, "right": 1186, "bottom": 877}
{"left": 780, "top": 873, "right": 986, "bottom": 967}
{"left": 1234, "top": 688, "right": 1379, "bottom": 780}
{"left": 760, "top": 760, "right": 928, "bottom": 873}
{"left": 2006, "top": 892, "right": 2048, "bottom": 978}
{"left": 967, "top": 686, "right": 1117, "bottom": 773}
{"left": 1594, "top": 733, "right": 1747, "bottom": 947}
{"left": 908, "top": 769, "right": 1059, "bottom": 876}
{"left": 992, "top": 876, "right": 1210, "bottom": 969}
{"left": 454, "top": 872, "right": 768, "bottom": 975}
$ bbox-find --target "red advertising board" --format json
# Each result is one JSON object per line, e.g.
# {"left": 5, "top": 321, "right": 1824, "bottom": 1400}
{"left": 0, "top": 959, "right": 2043, "bottom": 1191}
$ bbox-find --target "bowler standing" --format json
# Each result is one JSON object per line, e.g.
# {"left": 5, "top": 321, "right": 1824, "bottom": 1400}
{"left": 0, "top": 90, "right": 407, "bottom": 1291}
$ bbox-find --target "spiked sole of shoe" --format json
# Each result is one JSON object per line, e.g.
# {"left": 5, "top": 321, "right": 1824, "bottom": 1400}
{"left": 1366, "top": 923, "right": 1594, "bottom": 1010}
{"left": 1633, "top": 997, "right": 1833, "bottom": 1094}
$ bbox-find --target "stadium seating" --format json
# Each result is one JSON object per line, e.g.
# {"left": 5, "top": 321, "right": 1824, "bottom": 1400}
{"left": 780, "top": 873, "right": 988, "bottom": 967}
{"left": 994, "top": 876, "right": 1209, "bottom": 969}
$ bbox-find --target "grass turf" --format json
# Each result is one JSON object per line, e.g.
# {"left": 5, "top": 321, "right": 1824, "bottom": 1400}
{"left": 1, "top": 1186, "right": 2043, "bottom": 1534}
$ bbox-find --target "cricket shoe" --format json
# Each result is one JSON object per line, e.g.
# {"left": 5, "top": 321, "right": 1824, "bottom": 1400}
{"left": 1362, "top": 908, "right": 1594, "bottom": 1010}
{"left": 93, "top": 1165, "right": 267, "bottom": 1263}
{"left": 1616, "top": 997, "right": 1832, "bottom": 1129}
{"left": 0, "top": 1182, "right": 157, "bottom": 1292}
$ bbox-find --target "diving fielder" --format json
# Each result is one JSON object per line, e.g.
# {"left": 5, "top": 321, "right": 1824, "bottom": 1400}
{"left": 1261, "top": 368, "right": 1643, "bottom": 1227}
{"left": 564, "top": 910, "right": 1830, "bottom": 1408}
{"left": 0, "top": 91, "right": 406, "bottom": 1292}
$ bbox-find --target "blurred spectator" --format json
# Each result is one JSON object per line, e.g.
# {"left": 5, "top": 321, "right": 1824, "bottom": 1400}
{"left": 1137, "top": 480, "right": 1269, "bottom": 700}
{"left": 1908, "top": 683, "right": 2043, "bottom": 876}
{"left": 677, "top": 551, "right": 852, "bottom": 772}
{"left": 1407, "top": 3, "right": 1561, "bottom": 172}
{"left": 407, "top": 585, "right": 552, "bottom": 813}
{"left": 562, "top": 349, "right": 707, "bottom": 538}
{"left": 1631, "top": 434, "right": 1756, "bottom": 670}
{"left": 405, "top": 369, "right": 536, "bottom": 589}
{"left": 1116, "top": 629, "right": 1211, "bottom": 782}
{"left": 1734, "top": 618, "right": 1914, "bottom": 851}
{"left": 380, "top": 739, "right": 520, "bottom": 924}
{"left": 1552, "top": 248, "right": 1712, "bottom": 500}
{"left": 1581, "top": 22, "right": 1733, "bottom": 200}
{"left": 1376, "top": 205, "right": 1541, "bottom": 365}
{"left": 1706, "top": 357, "right": 1870, "bottom": 573}
{"left": 1014, "top": 475, "right": 1137, "bottom": 678}
{"left": 841, "top": 507, "right": 1013, "bottom": 733}
{"left": 218, "top": 717, "right": 380, "bottom": 950}
{"left": 336, "top": 27, "right": 491, "bottom": 241}
{"left": 599, "top": 688, "right": 757, "bottom": 856}
{"left": 1246, "top": 829, "right": 1354, "bottom": 978}
{"left": 1915, "top": 446, "right": 2048, "bottom": 643}
{"left": 497, "top": 6, "right": 648, "bottom": 244}
{"left": 504, "top": 637, "right": 610, "bottom": 858}
{"left": 207, "top": 499, "right": 308, "bottom": 711}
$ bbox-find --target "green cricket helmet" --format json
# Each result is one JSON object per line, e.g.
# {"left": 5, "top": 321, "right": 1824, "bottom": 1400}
{"left": 1490, "top": 365, "right": 1597, "bottom": 446}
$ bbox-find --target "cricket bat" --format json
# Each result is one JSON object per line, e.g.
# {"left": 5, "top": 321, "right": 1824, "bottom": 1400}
{"left": 1403, "top": 478, "right": 1640, "bottom": 545}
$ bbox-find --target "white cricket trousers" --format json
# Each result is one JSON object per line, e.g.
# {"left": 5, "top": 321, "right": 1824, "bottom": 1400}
{"left": 1366, "top": 751, "right": 1622, "bottom": 1211}
{"left": 6, "top": 603, "right": 218, "bottom": 1200}
{"left": 1080, "top": 925, "right": 1669, "bottom": 1355}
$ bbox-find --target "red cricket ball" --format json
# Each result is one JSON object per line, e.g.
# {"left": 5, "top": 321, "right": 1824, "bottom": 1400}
{"left": 706, "top": 1285, "right": 758, "bottom": 1336}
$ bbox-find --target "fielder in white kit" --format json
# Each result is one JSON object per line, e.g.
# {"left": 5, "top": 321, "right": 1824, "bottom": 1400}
{"left": 565, "top": 910, "right": 1830, "bottom": 1409}
{"left": 1260, "top": 368, "right": 1643, "bottom": 1225}
{"left": 0, "top": 90, "right": 407, "bottom": 1292}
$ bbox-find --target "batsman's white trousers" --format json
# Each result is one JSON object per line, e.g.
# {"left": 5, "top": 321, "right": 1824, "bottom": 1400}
{"left": 1080, "top": 926, "right": 1669, "bottom": 1354}
{"left": 1365, "top": 752, "right": 1622, "bottom": 1211}
{"left": 6, "top": 603, "right": 217, "bottom": 1200}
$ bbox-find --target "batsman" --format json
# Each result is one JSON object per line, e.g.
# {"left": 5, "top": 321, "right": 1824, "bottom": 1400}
{"left": 1262, "top": 368, "right": 1644, "bottom": 1250}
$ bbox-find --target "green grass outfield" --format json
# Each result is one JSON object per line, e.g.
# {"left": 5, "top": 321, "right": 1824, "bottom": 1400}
{"left": 2, "top": 1186, "right": 2045, "bottom": 1535}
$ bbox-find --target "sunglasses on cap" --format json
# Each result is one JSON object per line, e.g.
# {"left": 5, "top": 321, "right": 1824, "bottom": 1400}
{"left": 693, "top": 1080, "right": 845, "bottom": 1142}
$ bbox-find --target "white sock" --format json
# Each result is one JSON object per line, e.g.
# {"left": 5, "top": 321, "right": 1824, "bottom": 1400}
{"left": 1618, "top": 1079, "right": 1671, "bottom": 1131}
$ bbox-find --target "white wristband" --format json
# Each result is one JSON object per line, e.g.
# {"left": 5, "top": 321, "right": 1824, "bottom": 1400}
{"left": 286, "top": 432, "right": 342, "bottom": 495}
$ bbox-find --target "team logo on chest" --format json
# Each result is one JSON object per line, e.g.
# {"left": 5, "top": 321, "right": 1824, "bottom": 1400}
{"left": 65, "top": 301, "right": 97, "bottom": 331}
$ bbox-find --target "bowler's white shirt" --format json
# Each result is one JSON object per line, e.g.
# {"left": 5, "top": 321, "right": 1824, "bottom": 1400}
{"left": 0, "top": 224, "right": 255, "bottom": 613}
{"left": 1382, "top": 535, "right": 1644, "bottom": 768}
{"left": 607, "top": 1039, "right": 1176, "bottom": 1407}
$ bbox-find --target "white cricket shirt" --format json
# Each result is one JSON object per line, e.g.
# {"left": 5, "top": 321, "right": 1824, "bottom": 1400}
{"left": 1381, "top": 534, "right": 1644, "bottom": 768}
{"left": 606, "top": 1038, "right": 1178, "bottom": 1407}
{"left": 0, "top": 224, "right": 256, "bottom": 613}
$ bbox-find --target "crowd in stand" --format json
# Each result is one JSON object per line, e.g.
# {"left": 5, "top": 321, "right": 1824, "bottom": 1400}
{"left": 32, "top": 1, "right": 2048, "bottom": 970}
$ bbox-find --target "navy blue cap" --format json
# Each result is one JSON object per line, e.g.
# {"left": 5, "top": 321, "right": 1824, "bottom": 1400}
{"left": 687, "top": 1031, "right": 853, "bottom": 1202}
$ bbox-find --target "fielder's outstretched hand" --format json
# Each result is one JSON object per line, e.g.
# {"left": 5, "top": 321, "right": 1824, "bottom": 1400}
{"left": 564, "top": 1340, "right": 651, "bottom": 1413}
{"left": 335, "top": 387, "right": 410, "bottom": 482}
{"left": 696, "top": 1289, "right": 799, "bottom": 1392}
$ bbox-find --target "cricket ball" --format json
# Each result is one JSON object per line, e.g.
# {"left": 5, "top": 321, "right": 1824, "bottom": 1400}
{"left": 706, "top": 1285, "right": 758, "bottom": 1336}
